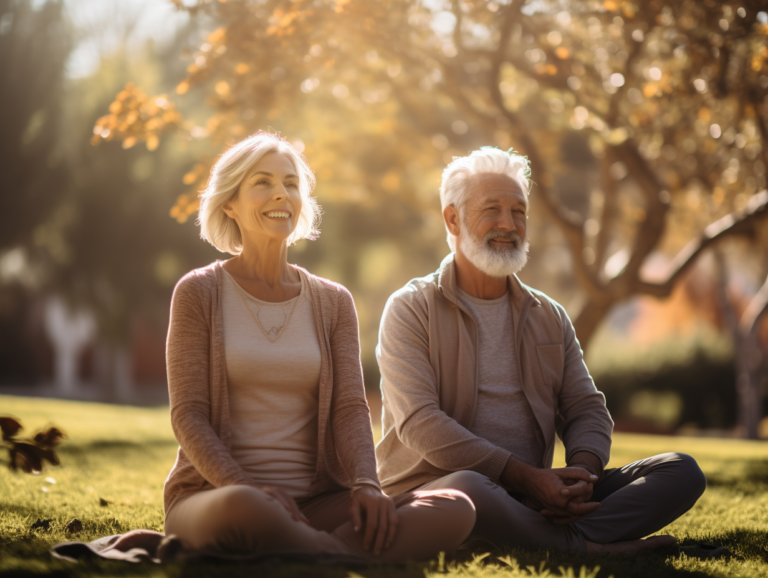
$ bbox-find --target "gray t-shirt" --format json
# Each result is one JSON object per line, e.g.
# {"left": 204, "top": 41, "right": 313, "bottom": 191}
{"left": 457, "top": 287, "right": 543, "bottom": 468}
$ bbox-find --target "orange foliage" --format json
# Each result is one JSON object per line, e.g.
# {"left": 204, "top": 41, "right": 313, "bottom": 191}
{"left": 92, "top": 83, "right": 180, "bottom": 149}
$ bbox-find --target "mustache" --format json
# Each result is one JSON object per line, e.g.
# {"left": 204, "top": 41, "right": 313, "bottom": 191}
{"left": 484, "top": 230, "right": 523, "bottom": 246}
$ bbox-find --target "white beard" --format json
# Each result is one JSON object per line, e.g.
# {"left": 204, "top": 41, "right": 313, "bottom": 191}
{"left": 459, "top": 229, "right": 529, "bottom": 278}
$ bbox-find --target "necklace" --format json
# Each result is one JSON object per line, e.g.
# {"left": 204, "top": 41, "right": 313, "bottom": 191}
{"left": 229, "top": 273, "right": 303, "bottom": 343}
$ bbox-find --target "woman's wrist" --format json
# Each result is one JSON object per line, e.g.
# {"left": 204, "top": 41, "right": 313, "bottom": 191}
{"left": 351, "top": 477, "right": 382, "bottom": 492}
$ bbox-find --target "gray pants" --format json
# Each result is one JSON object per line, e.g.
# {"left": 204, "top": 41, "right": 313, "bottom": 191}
{"left": 418, "top": 452, "right": 706, "bottom": 552}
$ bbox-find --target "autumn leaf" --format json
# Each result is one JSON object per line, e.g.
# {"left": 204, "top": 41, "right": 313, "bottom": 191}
{"left": 34, "top": 426, "right": 66, "bottom": 448}
{"left": 0, "top": 417, "right": 22, "bottom": 441}
{"left": 31, "top": 518, "right": 52, "bottom": 531}
{"left": 2, "top": 417, "right": 65, "bottom": 474}
{"left": 10, "top": 441, "right": 60, "bottom": 473}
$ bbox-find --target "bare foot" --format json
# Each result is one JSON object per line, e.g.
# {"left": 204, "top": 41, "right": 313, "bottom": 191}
{"left": 586, "top": 535, "right": 678, "bottom": 555}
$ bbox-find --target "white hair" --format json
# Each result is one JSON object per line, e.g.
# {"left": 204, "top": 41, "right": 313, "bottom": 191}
{"left": 197, "top": 132, "right": 320, "bottom": 254}
{"left": 439, "top": 147, "right": 531, "bottom": 251}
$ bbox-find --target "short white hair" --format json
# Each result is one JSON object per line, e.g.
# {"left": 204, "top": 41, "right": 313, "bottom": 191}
{"left": 439, "top": 147, "right": 531, "bottom": 251}
{"left": 197, "top": 132, "right": 320, "bottom": 254}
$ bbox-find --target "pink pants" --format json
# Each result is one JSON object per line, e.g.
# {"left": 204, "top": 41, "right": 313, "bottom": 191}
{"left": 165, "top": 485, "right": 475, "bottom": 562}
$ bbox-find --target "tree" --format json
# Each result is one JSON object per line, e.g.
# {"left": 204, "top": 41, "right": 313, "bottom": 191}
{"left": 96, "top": 0, "right": 768, "bottom": 347}
{"left": 94, "top": 0, "right": 768, "bottom": 421}
{"left": 0, "top": 0, "right": 70, "bottom": 251}
{"left": 50, "top": 33, "right": 222, "bottom": 402}
{"left": 0, "top": 1, "right": 221, "bottom": 398}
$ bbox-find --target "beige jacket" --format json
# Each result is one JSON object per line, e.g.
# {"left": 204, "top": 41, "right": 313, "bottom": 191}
{"left": 163, "top": 261, "right": 379, "bottom": 516}
{"left": 376, "top": 254, "right": 613, "bottom": 496}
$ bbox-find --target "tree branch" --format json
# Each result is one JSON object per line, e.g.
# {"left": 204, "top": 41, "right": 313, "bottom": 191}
{"left": 605, "top": 21, "right": 647, "bottom": 127}
{"left": 450, "top": 0, "right": 464, "bottom": 52}
{"left": 750, "top": 92, "right": 768, "bottom": 167}
{"left": 741, "top": 269, "right": 768, "bottom": 337}
{"left": 595, "top": 148, "right": 618, "bottom": 273}
{"left": 610, "top": 139, "right": 670, "bottom": 285}
{"left": 480, "top": 3, "right": 603, "bottom": 297}
{"left": 637, "top": 190, "right": 768, "bottom": 297}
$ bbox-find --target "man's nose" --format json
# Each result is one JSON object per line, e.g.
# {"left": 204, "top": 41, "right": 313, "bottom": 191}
{"left": 497, "top": 210, "right": 517, "bottom": 232}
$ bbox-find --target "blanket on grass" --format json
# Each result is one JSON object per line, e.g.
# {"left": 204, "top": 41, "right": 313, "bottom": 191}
{"left": 51, "top": 530, "right": 368, "bottom": 566}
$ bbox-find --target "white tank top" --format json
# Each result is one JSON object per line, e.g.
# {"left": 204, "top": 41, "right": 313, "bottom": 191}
{"left": 221, "top": 269, "right": 321, "bottom": 498}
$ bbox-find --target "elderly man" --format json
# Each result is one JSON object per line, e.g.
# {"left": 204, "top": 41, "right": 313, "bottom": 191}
{"left": 375, "top": 147, "right": 705, "bottom": 554}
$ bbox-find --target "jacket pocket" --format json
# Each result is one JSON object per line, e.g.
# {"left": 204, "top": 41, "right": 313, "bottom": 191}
{"left": 536, "top": 344, "right": 564, "bottom": 392}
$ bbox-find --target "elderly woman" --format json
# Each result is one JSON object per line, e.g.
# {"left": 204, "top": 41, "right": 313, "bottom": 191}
{"left": 163, "top": 132, "right": 474, "bottom": 561}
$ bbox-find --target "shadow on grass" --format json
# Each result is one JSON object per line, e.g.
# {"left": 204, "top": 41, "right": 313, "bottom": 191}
{"left": 0, "top": 504, "right": 145, "bottom": 545}
{"left": 467, "top": 546, "right": 713, "bottom": 578}
{"left": 59, "top": 439, "right": 177, "bottom": 453}
{"left": 0, "top": 541, "right": 754, "bottom": 578}
{"left": 1, "top": 544, "right": 427, "bottom": 578}
{"left": 699, "top": 528, "right": 768, "bottom": 562}
{"left": 704, "top": 460, "right": 768, "bottom": 495}
{"left": 2, "top": 522, "right": 764, "bottom": 578}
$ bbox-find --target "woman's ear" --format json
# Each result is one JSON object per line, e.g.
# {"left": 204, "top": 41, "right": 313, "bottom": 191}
{"left": 222, "top": 198, "right": 236, "bottom": 220}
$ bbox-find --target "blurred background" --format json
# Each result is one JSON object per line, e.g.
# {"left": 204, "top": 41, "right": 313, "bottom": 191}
{"left": 1, "top": 0, "right": 767, "bottom": 439}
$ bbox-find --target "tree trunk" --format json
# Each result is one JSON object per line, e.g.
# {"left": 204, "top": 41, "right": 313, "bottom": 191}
{"left": 572, "top": 296, "right": 616, "bottom": 351}
{"left": 736, "top": 339, "right": 762, "bottom": 439}
{"left": 715, "top": 250, "right": 767, "bottom": 439}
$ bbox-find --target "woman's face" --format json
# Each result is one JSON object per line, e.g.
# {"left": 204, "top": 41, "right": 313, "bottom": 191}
{"left": 223, "top": 152, "right": 303, "bottom": 246}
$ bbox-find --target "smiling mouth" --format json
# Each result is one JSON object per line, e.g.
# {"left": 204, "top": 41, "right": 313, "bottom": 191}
{"left": 264, "top": 211, "right": 291, "bottom": 219}
{"left": 489, "top": 238, "right": 517, "bottom": 246}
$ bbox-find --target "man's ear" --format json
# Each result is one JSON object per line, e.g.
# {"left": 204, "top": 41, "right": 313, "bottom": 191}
{"left": 443, "top": 205, "right": 460, "bottom": 237}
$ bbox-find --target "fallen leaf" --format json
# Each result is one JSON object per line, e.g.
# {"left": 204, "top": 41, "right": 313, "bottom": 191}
{"left": 31, "top": 518, "right": 51, "bottom": 531}
{"left": 10, "top": 444, "right": 41, "bottom": 473}
{"left": 10, "top": 441, "right": 59, "bottom": 473}
{"left": 66, "top": 519, "right": 83, "bottom": 533}
{"left": 0, "top": 416, "right": 22, "bottom": 440}
{"left": 34, "top": 427, "right": 66, "bottom": 448}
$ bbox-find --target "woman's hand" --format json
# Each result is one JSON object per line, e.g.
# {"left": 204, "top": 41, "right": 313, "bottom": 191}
{"left": 257, "top": 485, "right": 309, "bottom": 525}
{"left": 349, "top": 485, "right": 399, "bottom": 555}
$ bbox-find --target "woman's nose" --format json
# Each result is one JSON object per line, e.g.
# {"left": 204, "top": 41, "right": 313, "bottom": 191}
{"left": 272, "top": 184, "right": 287, "bottom": 200}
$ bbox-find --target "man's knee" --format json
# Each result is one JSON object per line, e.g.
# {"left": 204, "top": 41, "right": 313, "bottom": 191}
{"left": 434, "top": 470, "right": 492, "bottom": 496}
{"left": 645, "top": 452, "right": 706, "bottom": 506}
{"left": 429, "top": 470, "right": 509, "bottom": 513}
{"left": 670, "top": 452, "right": 706, "bottom": 499}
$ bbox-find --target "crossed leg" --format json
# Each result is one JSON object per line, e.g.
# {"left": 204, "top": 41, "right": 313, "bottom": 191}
{"left": 165, "top": 484, "right": 475, "bottom": 562}
{"left": 575, "top": 452, "right": 706, "bottom": 544}
{"left": 417, "top": 452, "right": 706, "bottom": 553}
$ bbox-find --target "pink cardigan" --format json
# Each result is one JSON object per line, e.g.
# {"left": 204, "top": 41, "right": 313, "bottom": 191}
{"left": 163, "top": 261, "right": 380, "bottom": 516}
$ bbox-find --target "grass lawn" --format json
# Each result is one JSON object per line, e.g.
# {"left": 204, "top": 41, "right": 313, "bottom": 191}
{"left": 1, "top": 394, "right": 767, "bottom": 578}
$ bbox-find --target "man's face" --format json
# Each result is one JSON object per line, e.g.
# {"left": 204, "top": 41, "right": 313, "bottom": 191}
{"left": 462, "top": 173, "right": 528, "bottom": 246}
{"left": 456, "top": 172, "right": 530, "bottom": 278}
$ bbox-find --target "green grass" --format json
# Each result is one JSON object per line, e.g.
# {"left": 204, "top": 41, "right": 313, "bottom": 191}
{"left": 1, "top": 394, "right": 767, "bottom": 578}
